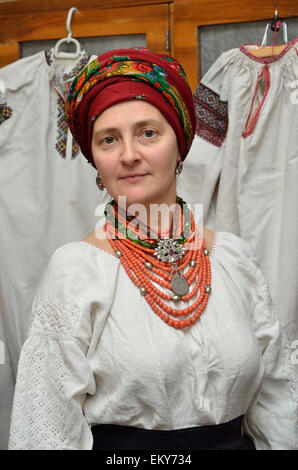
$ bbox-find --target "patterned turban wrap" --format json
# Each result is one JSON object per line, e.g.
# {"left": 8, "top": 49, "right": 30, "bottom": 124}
{"left": 65, "top": 48, "right": 196, "bottom": 168}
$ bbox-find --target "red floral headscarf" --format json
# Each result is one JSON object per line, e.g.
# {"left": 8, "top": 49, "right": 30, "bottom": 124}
{"left": 66, "top": 48, "right": 196, "bottom": 168}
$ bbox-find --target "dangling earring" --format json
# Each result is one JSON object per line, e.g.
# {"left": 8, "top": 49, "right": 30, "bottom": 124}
{"left": 175, "top": 161, "right": 183, "bottom": 176}
{"left": 96, "top": 172, "right": 105, "bottom": 191}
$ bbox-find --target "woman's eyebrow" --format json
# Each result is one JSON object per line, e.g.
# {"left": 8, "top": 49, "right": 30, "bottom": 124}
{"left": 94, "top": 127, "right": 118, "bottom": 138}
{"left": 94, "top": 119, "right": 164, "bottom": 138}
{"left": 134, "top": 119, "right": 163, "bottom": 128}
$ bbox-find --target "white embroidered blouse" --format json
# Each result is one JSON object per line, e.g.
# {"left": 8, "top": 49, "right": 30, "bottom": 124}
{"left": 8, "top": 231, "right": 298, "bottom": 450}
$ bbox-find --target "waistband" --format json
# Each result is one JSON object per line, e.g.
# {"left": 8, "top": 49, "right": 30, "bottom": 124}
{"left": 91, "top": 415, "right": 255, "bottom": 450}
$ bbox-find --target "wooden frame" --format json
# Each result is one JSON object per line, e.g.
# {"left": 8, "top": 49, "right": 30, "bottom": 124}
{"left": 1, "top": 0, "right": 298, "bottom": 90}
{"left": 0, "top": 2, "right": 170, "bottom": 67}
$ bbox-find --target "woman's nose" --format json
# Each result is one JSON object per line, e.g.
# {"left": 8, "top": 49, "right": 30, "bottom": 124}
{"left": 120, "top": 137, "right": 140, "bottom": 164}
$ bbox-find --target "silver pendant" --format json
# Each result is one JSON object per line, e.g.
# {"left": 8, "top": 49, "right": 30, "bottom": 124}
{"left": 171, "top": 273, "right": 189, "bottom": 296}
{"left": 154, "top": 238, "right": 185, "bottom": 263}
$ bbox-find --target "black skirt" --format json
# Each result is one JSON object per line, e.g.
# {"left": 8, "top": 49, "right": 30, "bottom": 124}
{"left": 91, "top": 415, "right": 255, "bottom": 450}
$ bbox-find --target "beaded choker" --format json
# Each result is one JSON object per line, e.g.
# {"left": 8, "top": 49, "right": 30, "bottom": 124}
{"left": 104, "top": 196, "right": 211, "bottom": 329}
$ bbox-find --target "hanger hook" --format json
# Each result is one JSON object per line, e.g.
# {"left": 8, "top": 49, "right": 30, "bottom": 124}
{"left": 66, "top": 7, "right": 78, "bottom": 39}
{"left": 271, "top": 1, "right": 281, "bottom": 32}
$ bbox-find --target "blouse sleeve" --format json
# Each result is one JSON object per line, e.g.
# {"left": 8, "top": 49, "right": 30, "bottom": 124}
{"left": 227, "top": 234, "right": 298, "bottom": 450}
{"left": 8, "top": 245, "right": 99, "bottom": 450}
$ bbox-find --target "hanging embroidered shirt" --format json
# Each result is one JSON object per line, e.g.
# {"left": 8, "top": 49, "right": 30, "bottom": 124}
{"left": 181, "top": 37, "right": 298, "bottom": 345}
{"left": 0, "top": 49, "right": 106, "bottom": 449}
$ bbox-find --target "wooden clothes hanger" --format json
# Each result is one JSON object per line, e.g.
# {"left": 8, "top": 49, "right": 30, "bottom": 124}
{"left": 249, "top": 9, "right": 289, "bottom": 58}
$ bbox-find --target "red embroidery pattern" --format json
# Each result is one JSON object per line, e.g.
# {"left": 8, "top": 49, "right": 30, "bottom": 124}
{"left": 45, "top": 49, "right": 90, "bottom": 160}
{"left": 242, "top": 65, "right": 270, "bottom": 138}
{"left": 193, "top": 83, "right": 228, "bottom": 147}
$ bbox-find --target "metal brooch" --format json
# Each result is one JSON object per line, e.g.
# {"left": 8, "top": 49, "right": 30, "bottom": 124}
{"left": 154, "top": 238, "right": 185, "bottom": 263}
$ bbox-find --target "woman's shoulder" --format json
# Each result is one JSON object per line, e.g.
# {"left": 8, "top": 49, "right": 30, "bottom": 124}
{"left": 214, "top": 231, "right": 278, "bottom": 328}
{"left": 213, "top": 231, "right": 258, "bottom": 263}
{"left": 44, "top": 235, "right": 117, "bottom": 286}
{"left": 33, "top": 236, "right": 119, "bottom": 307}
{"left": 212, "top": 231, "right": 268, "bottom": 303}
{"left": 82, "top": 226, "right": 115, "bottom": 257}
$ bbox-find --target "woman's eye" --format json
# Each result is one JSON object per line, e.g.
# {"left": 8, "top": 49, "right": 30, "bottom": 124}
{"left": 102, "top": 136, "right": 115, "bottom": 145}
{"left": 142, "top": 129, "right": 156, "bottom": 138}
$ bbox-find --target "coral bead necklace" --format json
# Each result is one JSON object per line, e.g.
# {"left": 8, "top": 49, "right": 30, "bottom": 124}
{"left": 104, "top": 197, "right": 212, "bottom": 329}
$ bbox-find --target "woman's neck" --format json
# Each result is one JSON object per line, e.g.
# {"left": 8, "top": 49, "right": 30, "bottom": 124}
{"left": 116, "top": 197, "right": 180, "bottom": 240}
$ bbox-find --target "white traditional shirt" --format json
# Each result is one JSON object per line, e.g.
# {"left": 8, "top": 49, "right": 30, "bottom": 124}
{"left": 180, "top": 37, "right": 298, "bottom": 346}
{"left": 8, "top": 230, "right": 298, "bottom": 450}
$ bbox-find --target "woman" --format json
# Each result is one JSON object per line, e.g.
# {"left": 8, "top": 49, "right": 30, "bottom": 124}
{"left": 8, "top": 48, "right": 297, "bottom": 450}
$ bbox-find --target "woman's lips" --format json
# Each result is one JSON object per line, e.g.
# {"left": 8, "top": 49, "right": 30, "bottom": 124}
{"left": 120, "top": 174, "right": 148, "bottom": 182}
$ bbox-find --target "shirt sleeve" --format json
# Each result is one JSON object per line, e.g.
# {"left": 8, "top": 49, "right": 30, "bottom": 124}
{"left": 229, "top": 235, "right": 298, "bottom": 450}
{"left": 8, "top": 246, "right": 97, "bottom": 450}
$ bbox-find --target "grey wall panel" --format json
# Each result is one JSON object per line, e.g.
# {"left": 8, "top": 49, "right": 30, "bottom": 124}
{"left": 21, "top": 34, "right": 147, "bottom": 58}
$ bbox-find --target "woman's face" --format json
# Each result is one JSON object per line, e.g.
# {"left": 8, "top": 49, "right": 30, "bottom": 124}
{"left": 91, "top": 100, "right": 181, "bottom": 211}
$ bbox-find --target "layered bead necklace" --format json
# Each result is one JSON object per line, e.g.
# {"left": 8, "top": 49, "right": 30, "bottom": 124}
{"left": 104, "top": 196, "right": 212, "bottom": 329}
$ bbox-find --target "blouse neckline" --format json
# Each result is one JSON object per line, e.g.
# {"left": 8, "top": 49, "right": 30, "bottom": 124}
{"left": 44, "top": 48, "right": 91, "bottom": 101}
{"left": 240, "top": 35, "right": 298, "bottom": 65}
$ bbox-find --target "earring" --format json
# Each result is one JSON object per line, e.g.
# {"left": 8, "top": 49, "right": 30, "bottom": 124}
{"left": 175, "top": 161, "right": 183, "bottom": 176}
{"left": 96, "top": 173, "right": 105, "bottom": 191}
